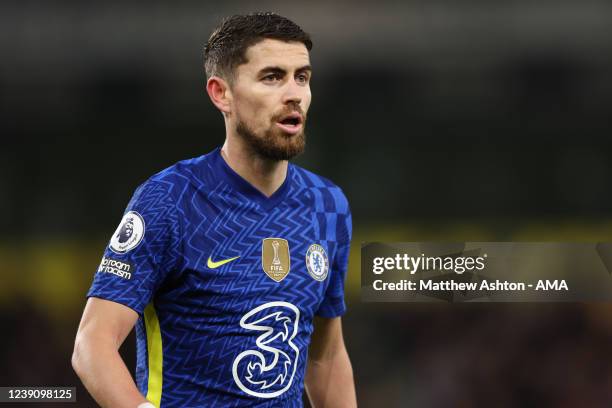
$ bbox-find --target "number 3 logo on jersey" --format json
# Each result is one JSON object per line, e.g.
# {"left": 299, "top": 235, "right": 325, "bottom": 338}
{"left": 232, "top": 302, "right": 300, "bottom": 398}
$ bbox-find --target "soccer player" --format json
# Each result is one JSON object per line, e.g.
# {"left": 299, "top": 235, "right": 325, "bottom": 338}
{"left": 72, "top": 12, "right": 356, "bottom": 408}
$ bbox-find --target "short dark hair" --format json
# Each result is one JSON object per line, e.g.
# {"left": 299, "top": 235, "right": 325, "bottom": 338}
{"left": 204, "top": 12, "right": 312, "bottom": 82}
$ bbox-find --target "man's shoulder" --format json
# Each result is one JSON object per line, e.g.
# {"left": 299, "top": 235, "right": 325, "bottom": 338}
{"left": 291, "top": 164, "right": 350, "bottom": 215}
{"left": 141, "top": 151, "right": 217, "bottom": 195}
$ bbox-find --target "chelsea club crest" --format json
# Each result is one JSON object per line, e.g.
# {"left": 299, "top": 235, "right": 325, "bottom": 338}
{"left": 305, "top": 244, "right": 329, "bottom": 282}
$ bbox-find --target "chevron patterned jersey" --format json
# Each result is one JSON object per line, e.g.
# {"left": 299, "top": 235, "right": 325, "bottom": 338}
{"left": 86, "top": 147, "right": 352, "bottom": 407}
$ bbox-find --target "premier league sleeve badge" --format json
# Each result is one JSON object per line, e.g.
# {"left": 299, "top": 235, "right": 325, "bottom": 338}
{"left": 109, "top": 211, "right": 146, "bottom": 254}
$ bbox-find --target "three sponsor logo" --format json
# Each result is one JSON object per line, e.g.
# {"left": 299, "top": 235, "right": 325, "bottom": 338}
{"left": 232, "top": 301, "right": 300, "bottom": 398}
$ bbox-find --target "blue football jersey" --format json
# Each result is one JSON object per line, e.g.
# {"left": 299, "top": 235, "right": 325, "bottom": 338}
{"left": 87, "top": 147, "right": 352, "bottom": 407}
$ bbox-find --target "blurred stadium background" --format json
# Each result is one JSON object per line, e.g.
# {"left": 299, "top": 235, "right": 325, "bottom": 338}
{"left": 2, "top": 0, "right": 612, "bottom": 406}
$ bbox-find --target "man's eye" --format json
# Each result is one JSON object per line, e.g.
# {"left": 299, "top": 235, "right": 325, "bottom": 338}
{"left": 263, "top": 74, "right": 281, "bottom": 82}
{"left": 296, "top": 74, "right": 309, "bottom": 84}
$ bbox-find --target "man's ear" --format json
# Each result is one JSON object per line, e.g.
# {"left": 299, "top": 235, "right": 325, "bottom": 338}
{"left": 206, "top": 76, "right": 232, "bottom": 114}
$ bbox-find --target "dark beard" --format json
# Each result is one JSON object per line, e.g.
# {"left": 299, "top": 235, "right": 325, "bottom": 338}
{"left": 236, "top": 118, "right": 306, "bottom": 161}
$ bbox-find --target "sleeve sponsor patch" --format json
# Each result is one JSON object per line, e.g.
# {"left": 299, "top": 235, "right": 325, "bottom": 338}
{"left": 97, "top": 257, "right": 134, "bottom": 280}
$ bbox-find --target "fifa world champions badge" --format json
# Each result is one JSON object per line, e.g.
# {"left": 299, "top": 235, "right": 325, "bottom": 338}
{"left": 306, "top": 244, "right": 329, "bottom": 282}
{"left": 109, "top": 211, "right": 145, "bottom": 254}
{"left": 262, "top": 238, "right": 291, "bottom": 282}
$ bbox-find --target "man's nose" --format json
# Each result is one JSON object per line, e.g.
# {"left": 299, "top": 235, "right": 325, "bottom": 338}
{"left": 282, "top": 78, "right": 303, "bottom": 105}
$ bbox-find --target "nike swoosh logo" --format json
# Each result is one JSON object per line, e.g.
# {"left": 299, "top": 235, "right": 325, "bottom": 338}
{"left": 207, "top": 255, "right": 240, "bottom": 269}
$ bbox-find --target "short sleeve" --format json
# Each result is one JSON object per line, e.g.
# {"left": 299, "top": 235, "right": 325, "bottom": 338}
{"left": 315, "top": 207, "right": 352, "bottom": 318}
{"left": 86, "top": 179, "right": 181, "bottom": 315}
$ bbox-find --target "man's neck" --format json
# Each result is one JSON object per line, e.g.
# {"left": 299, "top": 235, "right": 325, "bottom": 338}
{"left": 220, "top": 140, "right": 288, "bottom": 198}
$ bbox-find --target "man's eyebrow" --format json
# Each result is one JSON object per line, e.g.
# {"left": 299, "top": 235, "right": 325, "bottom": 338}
{"left": 296, "top": 65, "right": 312, "bottom": 73}
{"left": 257, "top": 65, "right": 312, "bottom": 75}
{"left": 258, "top": 66, "right": 286, "bottom": 76}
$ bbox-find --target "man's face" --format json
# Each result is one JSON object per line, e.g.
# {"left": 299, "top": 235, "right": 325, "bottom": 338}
{"left": 229, "top": 38, "right": 312, "bottom": 161}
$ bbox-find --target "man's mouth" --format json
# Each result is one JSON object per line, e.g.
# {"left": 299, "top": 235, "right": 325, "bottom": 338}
{"left": 275, "top": 112, "right": 303, "bottom": 135}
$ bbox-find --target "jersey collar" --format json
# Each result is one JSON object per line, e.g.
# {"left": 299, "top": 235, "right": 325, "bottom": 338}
{"left": 211, "top": 147, "right": 293, "bottom": 211}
